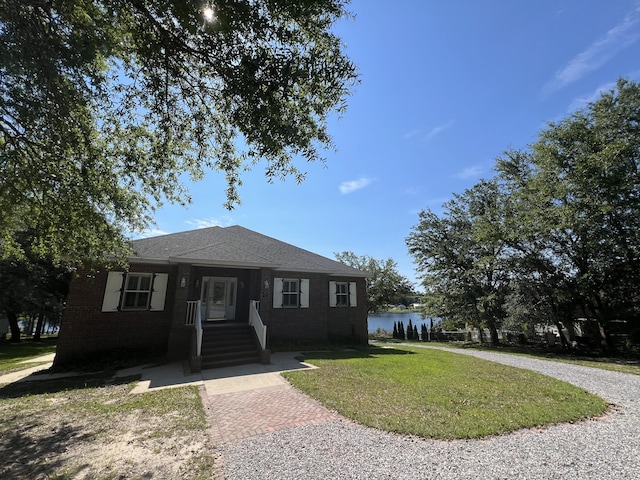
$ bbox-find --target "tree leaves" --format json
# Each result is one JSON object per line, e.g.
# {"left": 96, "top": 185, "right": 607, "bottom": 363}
{"left": 0, "top": 0, "right": 357, "bottom": 265}
{"left": 406, "top": 181, "right": 509, "bottom": 343}
{"left": 408, "top": 79, "right": 640, "bottom": 350}
{"left": 334, "top": 251, "right": 415, "bottom": 313}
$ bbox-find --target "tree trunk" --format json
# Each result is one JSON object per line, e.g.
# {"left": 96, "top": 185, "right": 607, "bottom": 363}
{"left": 33, "top": 312, "right": 45, "bottom": 341}
{"left": 593, "top": 298, "right": 615, "bottom": 354}
{"left": 25, "top": 314, "right": 33, "bottom": 337}
{"left": 7, "top": 311, "right": 21, "bottom": 342}
{"left": 487, "top": 318, "right": 500, "bottom": 345}
{"left": 554, "top": 321, "right": 570, "bottom": 351}
{"left": 597, "top": 320, "right": 614, "bottom": 354}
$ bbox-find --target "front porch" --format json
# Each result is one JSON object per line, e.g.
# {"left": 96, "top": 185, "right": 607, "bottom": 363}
{"left": 166, "top": 264, "right": 271, "bottom": 371}
{"left": 185, "top": 299, "right": 269, "bottom": 372}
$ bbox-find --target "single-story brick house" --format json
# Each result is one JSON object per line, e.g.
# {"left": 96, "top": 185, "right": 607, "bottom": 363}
{"left": 55, "top": 226, "right": 369, "bottom": 369}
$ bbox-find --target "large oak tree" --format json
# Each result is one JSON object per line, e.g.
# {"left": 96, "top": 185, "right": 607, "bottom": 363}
{"left": 496, "top": 79, "right": 640, "bottom": 351}
{"left": 407, "top": 79, "right": 640, "bottom": 352}
{"left": 0, "top": 0, "right": 358, "bottom": 265}
{"left": 406, "top": 180, "right": 511, "bottom": 345}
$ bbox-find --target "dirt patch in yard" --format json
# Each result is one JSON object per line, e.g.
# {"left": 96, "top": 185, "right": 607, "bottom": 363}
{"left": 0, "top": 374, "right": 222, "bottom": 479}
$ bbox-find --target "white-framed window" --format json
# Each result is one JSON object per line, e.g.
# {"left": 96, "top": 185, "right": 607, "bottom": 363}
{"left": 122, "top": 273, "right": 153, "bottom": 310}
{"left": 329, "top": 281, "right": 357, "bottom": 307}
{"left": 101, "top": 271, "right": 168, "bottom": 312}
{"left": 282, "top": 279, "right": 299, "bottom": 307}
{"left": 335, "top": 282, "right": 349, "bottom": 306}
{"left": 273, "top": 278, "right": 309, "bottom": 309}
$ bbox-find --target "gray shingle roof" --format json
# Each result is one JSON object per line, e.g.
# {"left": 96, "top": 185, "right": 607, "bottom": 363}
{"left": 131, "top": 226, "right": 369, "bottom": 277}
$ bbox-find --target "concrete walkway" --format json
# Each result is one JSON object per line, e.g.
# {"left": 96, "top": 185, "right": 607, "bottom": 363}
{"left": 125, "top": 351, "right": 319, "bottom": 396}
{"left": 1, "top": 352, "right": 342, "bottom": 445}
{"left": 0, "top": 353, "right": 56, "bottom": 384}
{"left": 0, "top": 351, "right": 316, "bottom": 395}
{"left": 122, "top": 352, "right": 341, "bottom": 444}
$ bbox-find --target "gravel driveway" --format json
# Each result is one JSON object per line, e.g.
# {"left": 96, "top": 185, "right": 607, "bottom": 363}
{"left": 221, "top": 346, "right": 640, "bottom": 480}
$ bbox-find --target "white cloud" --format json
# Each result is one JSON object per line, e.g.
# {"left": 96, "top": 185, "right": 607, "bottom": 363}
{"left": 454, "top": 166, "right": 484, "bottom": 180}
{"left": 402, "top": 186, "right": 421, "bottom": 196}
{"left": 566, "top": 69, "right": 640, "bottom": 112}
{"left": 544, "top": 5, "right": 640, "bottom": 95}
{"left": 130, "top": 228, "right": 170, "bottom": 239}
{"left": 403, "top": 120, "right": 455, "bottom": 142}
{"left": 403, "top": 129, "right": 422, "bottom": 140}
{"left": 566, "top": 81, "right": 617, "bottom": 112}
{"left": 185, "top": 216, "right": 233, "bottom": 229}
{"left": 425, "top": 119, "right": 455, "bottom": 140}
{"left": 339, "top": 177, "right": 373, "bottom": 194}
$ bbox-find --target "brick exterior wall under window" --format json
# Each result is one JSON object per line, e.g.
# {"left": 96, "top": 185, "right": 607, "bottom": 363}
{"left": 258, "top": 269, "right": 368, "bottom": 345}
{"left": 55, "top": 264, "right": 176, "bottom": 365}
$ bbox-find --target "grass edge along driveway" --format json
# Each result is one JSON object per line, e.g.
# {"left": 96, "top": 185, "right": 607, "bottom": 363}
{"left": 283, "top": 345, "right": 608, "bottom": 440}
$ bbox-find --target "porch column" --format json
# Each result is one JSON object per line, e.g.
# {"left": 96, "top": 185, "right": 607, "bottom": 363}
{"left": 167, "top": 263, "right": 193, "bottom": 360}
{"left": 258, "top": 268, "right": 274, "bottom": 325}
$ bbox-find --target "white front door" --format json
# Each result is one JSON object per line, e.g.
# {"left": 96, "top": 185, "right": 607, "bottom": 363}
{"left": 201, "top": 277, "right": 237, "bottom": 321}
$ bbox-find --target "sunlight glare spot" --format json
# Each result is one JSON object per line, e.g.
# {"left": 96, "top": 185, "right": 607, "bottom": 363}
{"left": 203, "top": 6, "right": 215, "bottom": 23}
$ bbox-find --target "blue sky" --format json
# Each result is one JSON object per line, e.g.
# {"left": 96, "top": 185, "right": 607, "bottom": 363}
{"left": 146, "top": 0, "right": 640, "bottom": 288}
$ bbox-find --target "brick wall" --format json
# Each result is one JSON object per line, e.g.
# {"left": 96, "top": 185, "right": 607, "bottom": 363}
{"left": 56, "top": 263, "right": 369, "bottom": 365}
{"left": 55, "top": 264, "right": 176, "bottom": 365}
{"left": 326, "top": 276, "right": 369, "bottom": 343}
{"left": 258, "top": 269, "right": 368, "bottom": 345}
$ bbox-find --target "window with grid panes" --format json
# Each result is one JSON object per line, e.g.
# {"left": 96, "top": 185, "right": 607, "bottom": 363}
{"left": 335, "top": 282, "right": 349, "bottom": 306}
{"left": 282, "top": 279, "right": 299, "bottom": 307}
{"left": 122, "top": 273, "right": 153, "bottom": 310}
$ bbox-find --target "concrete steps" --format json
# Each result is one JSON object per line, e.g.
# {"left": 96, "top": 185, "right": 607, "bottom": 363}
{"left": 200, "top": 323, "right": 261, "bottom": 369}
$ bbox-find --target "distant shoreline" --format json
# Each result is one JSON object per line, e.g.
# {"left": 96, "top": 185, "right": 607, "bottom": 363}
{"left": 371, "top": 310, "right": 416, "bottom": 315}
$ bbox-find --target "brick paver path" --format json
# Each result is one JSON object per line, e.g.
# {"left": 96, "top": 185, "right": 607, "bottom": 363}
{"left": 201, "top": 381, "right": 341, "bottom": 445}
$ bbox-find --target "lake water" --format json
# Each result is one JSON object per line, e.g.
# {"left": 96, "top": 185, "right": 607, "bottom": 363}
{"left": 368, "top": 312, "right": 432, "bottom": 333}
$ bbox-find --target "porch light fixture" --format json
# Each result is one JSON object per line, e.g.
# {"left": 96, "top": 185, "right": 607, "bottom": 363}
{"left": 264, "top": 280, "right": 269, "bottom": 289}
{"left": 180, "top": 277, "right": 186, "bottom": 288}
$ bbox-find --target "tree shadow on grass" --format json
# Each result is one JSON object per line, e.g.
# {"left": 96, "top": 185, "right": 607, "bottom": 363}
{"left": 298, "top": 344, "right": 417, "bottom": 362}
{"left": 0, "top": 421, "right": 94, "bottom": 479}
{"left": 0, "top": 373, "right": 148, "bottom": 479}
{"left": 0, "top": 374, "right": 140, "bottom": 399}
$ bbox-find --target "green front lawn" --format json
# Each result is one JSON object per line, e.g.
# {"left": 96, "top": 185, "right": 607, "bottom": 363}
{"left": 0, "top": 338, "right": 57, "bottom": 376}
{"left": 284, "top": 345, "right": 608, "bottom": 439}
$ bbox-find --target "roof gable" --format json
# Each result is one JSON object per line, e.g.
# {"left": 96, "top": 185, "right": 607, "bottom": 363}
{"left": 131, "top": 226, "right": 369, "bottom": 277}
